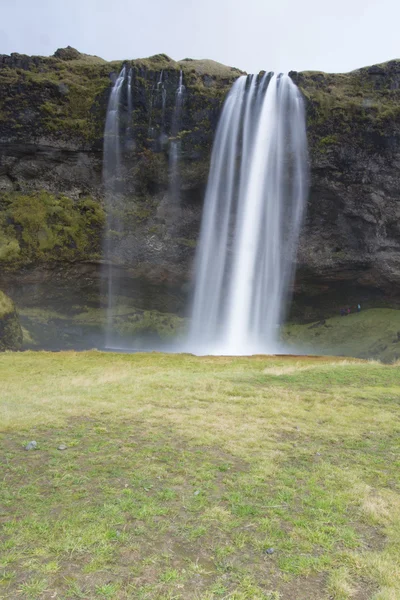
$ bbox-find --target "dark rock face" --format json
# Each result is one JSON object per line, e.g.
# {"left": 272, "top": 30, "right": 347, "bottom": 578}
{"left": 0, "top": 50, "right": 399, "bottom": 321}
{"left": 0, "top": 290, "right": 22, "bottom": 351}
{"left": 294, "top": 61, "right": 400, "bottom": 318}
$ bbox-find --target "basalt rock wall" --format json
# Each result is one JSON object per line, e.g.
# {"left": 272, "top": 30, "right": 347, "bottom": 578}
{"left": 0, "top": 48, "right": 399, "bottom": 320}
{"left": 294, "top": 62, "right": 400, "bottom": 318}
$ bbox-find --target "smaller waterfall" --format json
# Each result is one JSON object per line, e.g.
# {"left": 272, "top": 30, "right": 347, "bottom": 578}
{"left": 157, "top": 70, "right": 167, "bottom": 133}
{"left": 103, "top": 67, "right": 126, "bottom": 187}
{"left": 147, "top": 76, "right": 157, "bottom": 140}
{"left": 126, "top": 68, "right": 133, "bottom": 143}
{"left": 148, "top": 71, "right": 168, "bottom": 144}
{"left": 188, "top": 73, "right": 308, "bottom": 355}
{"left": 172, "top": 70, "right": 185, "bottom": 134}
{"left": 168, "top": 70, "right": 185, "bottom": 205}
{"left": 103, "top": 66, "right": 130, "bottom": 345}
{"left": 177, "top": 69, "right": 185, "bottom": 95}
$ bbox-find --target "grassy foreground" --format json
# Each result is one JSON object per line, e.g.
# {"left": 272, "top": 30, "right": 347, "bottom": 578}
{"left": 1, "top": 352, "right": 399, "bottom": 600}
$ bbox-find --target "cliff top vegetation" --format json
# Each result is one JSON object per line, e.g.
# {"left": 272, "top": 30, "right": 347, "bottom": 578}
{"left": 1, "top": 47, "right": 399, "bottom": 149}
{"left": 0, "top": 47, "right": 241, "bottom": 145}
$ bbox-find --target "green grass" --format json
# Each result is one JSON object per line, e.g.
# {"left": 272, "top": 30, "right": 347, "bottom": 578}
{"left": 1, "top": 351, "right": 400, "bottom": 599}
{"left": 283, "top": 308, "right": 400, "bottom": 362}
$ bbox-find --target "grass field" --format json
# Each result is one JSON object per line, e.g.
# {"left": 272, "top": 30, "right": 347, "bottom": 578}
{"left": 1, "top": 351, "right": 399, "bottom": 599}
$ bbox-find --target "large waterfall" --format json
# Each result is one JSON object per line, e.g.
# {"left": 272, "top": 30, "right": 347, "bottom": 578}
{"left": 188, "top": 73, "right": 308, "bottom": 355}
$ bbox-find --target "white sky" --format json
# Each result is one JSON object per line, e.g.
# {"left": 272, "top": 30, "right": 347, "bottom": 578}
{"left": 0, "top": 0, "right": 399, "bottom": 74}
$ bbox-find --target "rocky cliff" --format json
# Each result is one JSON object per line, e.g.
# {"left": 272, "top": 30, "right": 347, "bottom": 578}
{"left": 294, "top": 63, "right": 400, "bottom": 318}
{"left": 0, "top": 47, "right": 399, "bottom": 327}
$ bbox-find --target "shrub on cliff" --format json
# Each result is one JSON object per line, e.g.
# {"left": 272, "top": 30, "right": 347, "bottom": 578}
{"left": 0, "top": 290, "right": 22, "bottom": 351}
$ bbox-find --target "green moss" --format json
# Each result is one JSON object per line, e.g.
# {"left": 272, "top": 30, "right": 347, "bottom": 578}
{"left": 38, "top": 71, "right": 109, "bottom": 139}
{"left": 19, "top": 305, "right": 186, "bottom": 349}
{"left": 133, "top": 54, "right": 177, "bottom": 71}
{"left": 0, "top": 290, "right": 14, "bottom": 316}
{"left": 176, "top": 129, "right": 192, "bottom": 140}
{"left": 115, "top": 309, "right": 185, "bottom": 340}
{"left": 0, "top": 191, "right": 105, "bottom": 269}
{"left": 0, "top": 290, "right": 23, "bottom": 351}
{"left": 0, "top": 53, "right": 114, "bottom": 142}
{"left": 72, "top": 304, "right": 186, "bottom": 339}
{"left": 0, "top": 66, "right": 19, "bottom": 84}
{"left": 283, "top": 308, "right": 400, "bottom": 362}
{"left": 318, "top": 134, "right": 339, "bottom": 146}
{"left": 130, "top": 206, "right": 153, "bottom": 221}
{"left": 0, "top": 49, "right": 241, "bottom": 149}
{"left": 179, "top": 58, "right": 244, "bottom": 79}
{"left": 147, "top": 225, "right": 161, "bottom": 235}
{"left": 176, "top": 238, "right": 196, "bottom": 248}
{"left": 299, "top": 61, "right": 400, "bottom": 138}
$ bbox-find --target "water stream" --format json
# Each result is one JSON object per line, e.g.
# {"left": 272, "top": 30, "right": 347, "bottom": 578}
{"left": 168, "top": 70, "right": 185, "bottom": 205}
{"left": 103, "top": 66, "right": 130, "bottom": 346}
{"left": 158, "top": 70, "right": 167, "bottom": 135}
{"left": 188, "top": 73, "right": 308, "bottom": 354}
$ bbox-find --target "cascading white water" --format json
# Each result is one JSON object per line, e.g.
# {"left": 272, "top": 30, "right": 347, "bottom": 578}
{"left": 103, "top": 66, "right": 127, "bottom": 345}
{"left": 126, "top": 68, "right": 133, "bottom": 142}
{"left": 157, "top": 70, "right": 167, "bottom": 133}
{"left": 188, "top": 73, "right": 308, "bottom": 355}
{"left": 168, "top": 70, "right": 185, "bottom": 203}
{"left": 103, "top": 67, "right": 125, "bottom": 188}
{"left": 177, "top": 69, "right": 184, "bottom": 95}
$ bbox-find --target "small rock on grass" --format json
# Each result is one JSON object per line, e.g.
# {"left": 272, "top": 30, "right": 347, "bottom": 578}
{"left": 57, "top": 444, "right": 67, "bottom": 451}
{"left": 24, "top": 441, "right": 37, "bottom": 450}
{"left": 265, "top": 547, "right": 275, "bottom": 555}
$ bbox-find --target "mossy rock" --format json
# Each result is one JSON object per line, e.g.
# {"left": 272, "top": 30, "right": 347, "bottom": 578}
{"left": 282, "top": 308, "right": 400, "bottom": 362}
{"left": 53, "top": 47, "right": 82, "bottom": 61}
{"left": 113, "top": 308, "right": 186, "bottom": 340}
{"left": 0, "top": 190, "right": 105, "bottom": 269}
{"left": 0, "top": 290, "right": 23, "bottom": 351}
{"left": 18, "top": 304, "right": 187, "bottom": 350}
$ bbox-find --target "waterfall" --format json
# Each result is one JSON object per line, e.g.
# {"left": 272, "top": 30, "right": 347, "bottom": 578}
{"left": 148, "top": 70, "right": 168, "bottom": 144}
{"left": 157, "top": 70, "right": 167, "bottom": 134}
{"left": 102, "top": 66, "right": 129, "bottom": 346}
{"left": 188, "top": 73, "right": 308, "bottom": 355}
{"left": 177, "top": 69, "right": 185, "bottom": 96}
{"left": 103, "top": 67, "right": 125, "bottom": 191}
{"left": 126, "top": 68, "right": 133, "bottom": 143}
{"left": 168, "top": 70, "right": 185, "bottom": 205}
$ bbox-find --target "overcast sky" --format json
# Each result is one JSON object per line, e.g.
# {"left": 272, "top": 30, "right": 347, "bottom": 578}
{"left": 1, "top": 0, "right": 399, "bottom": 74}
